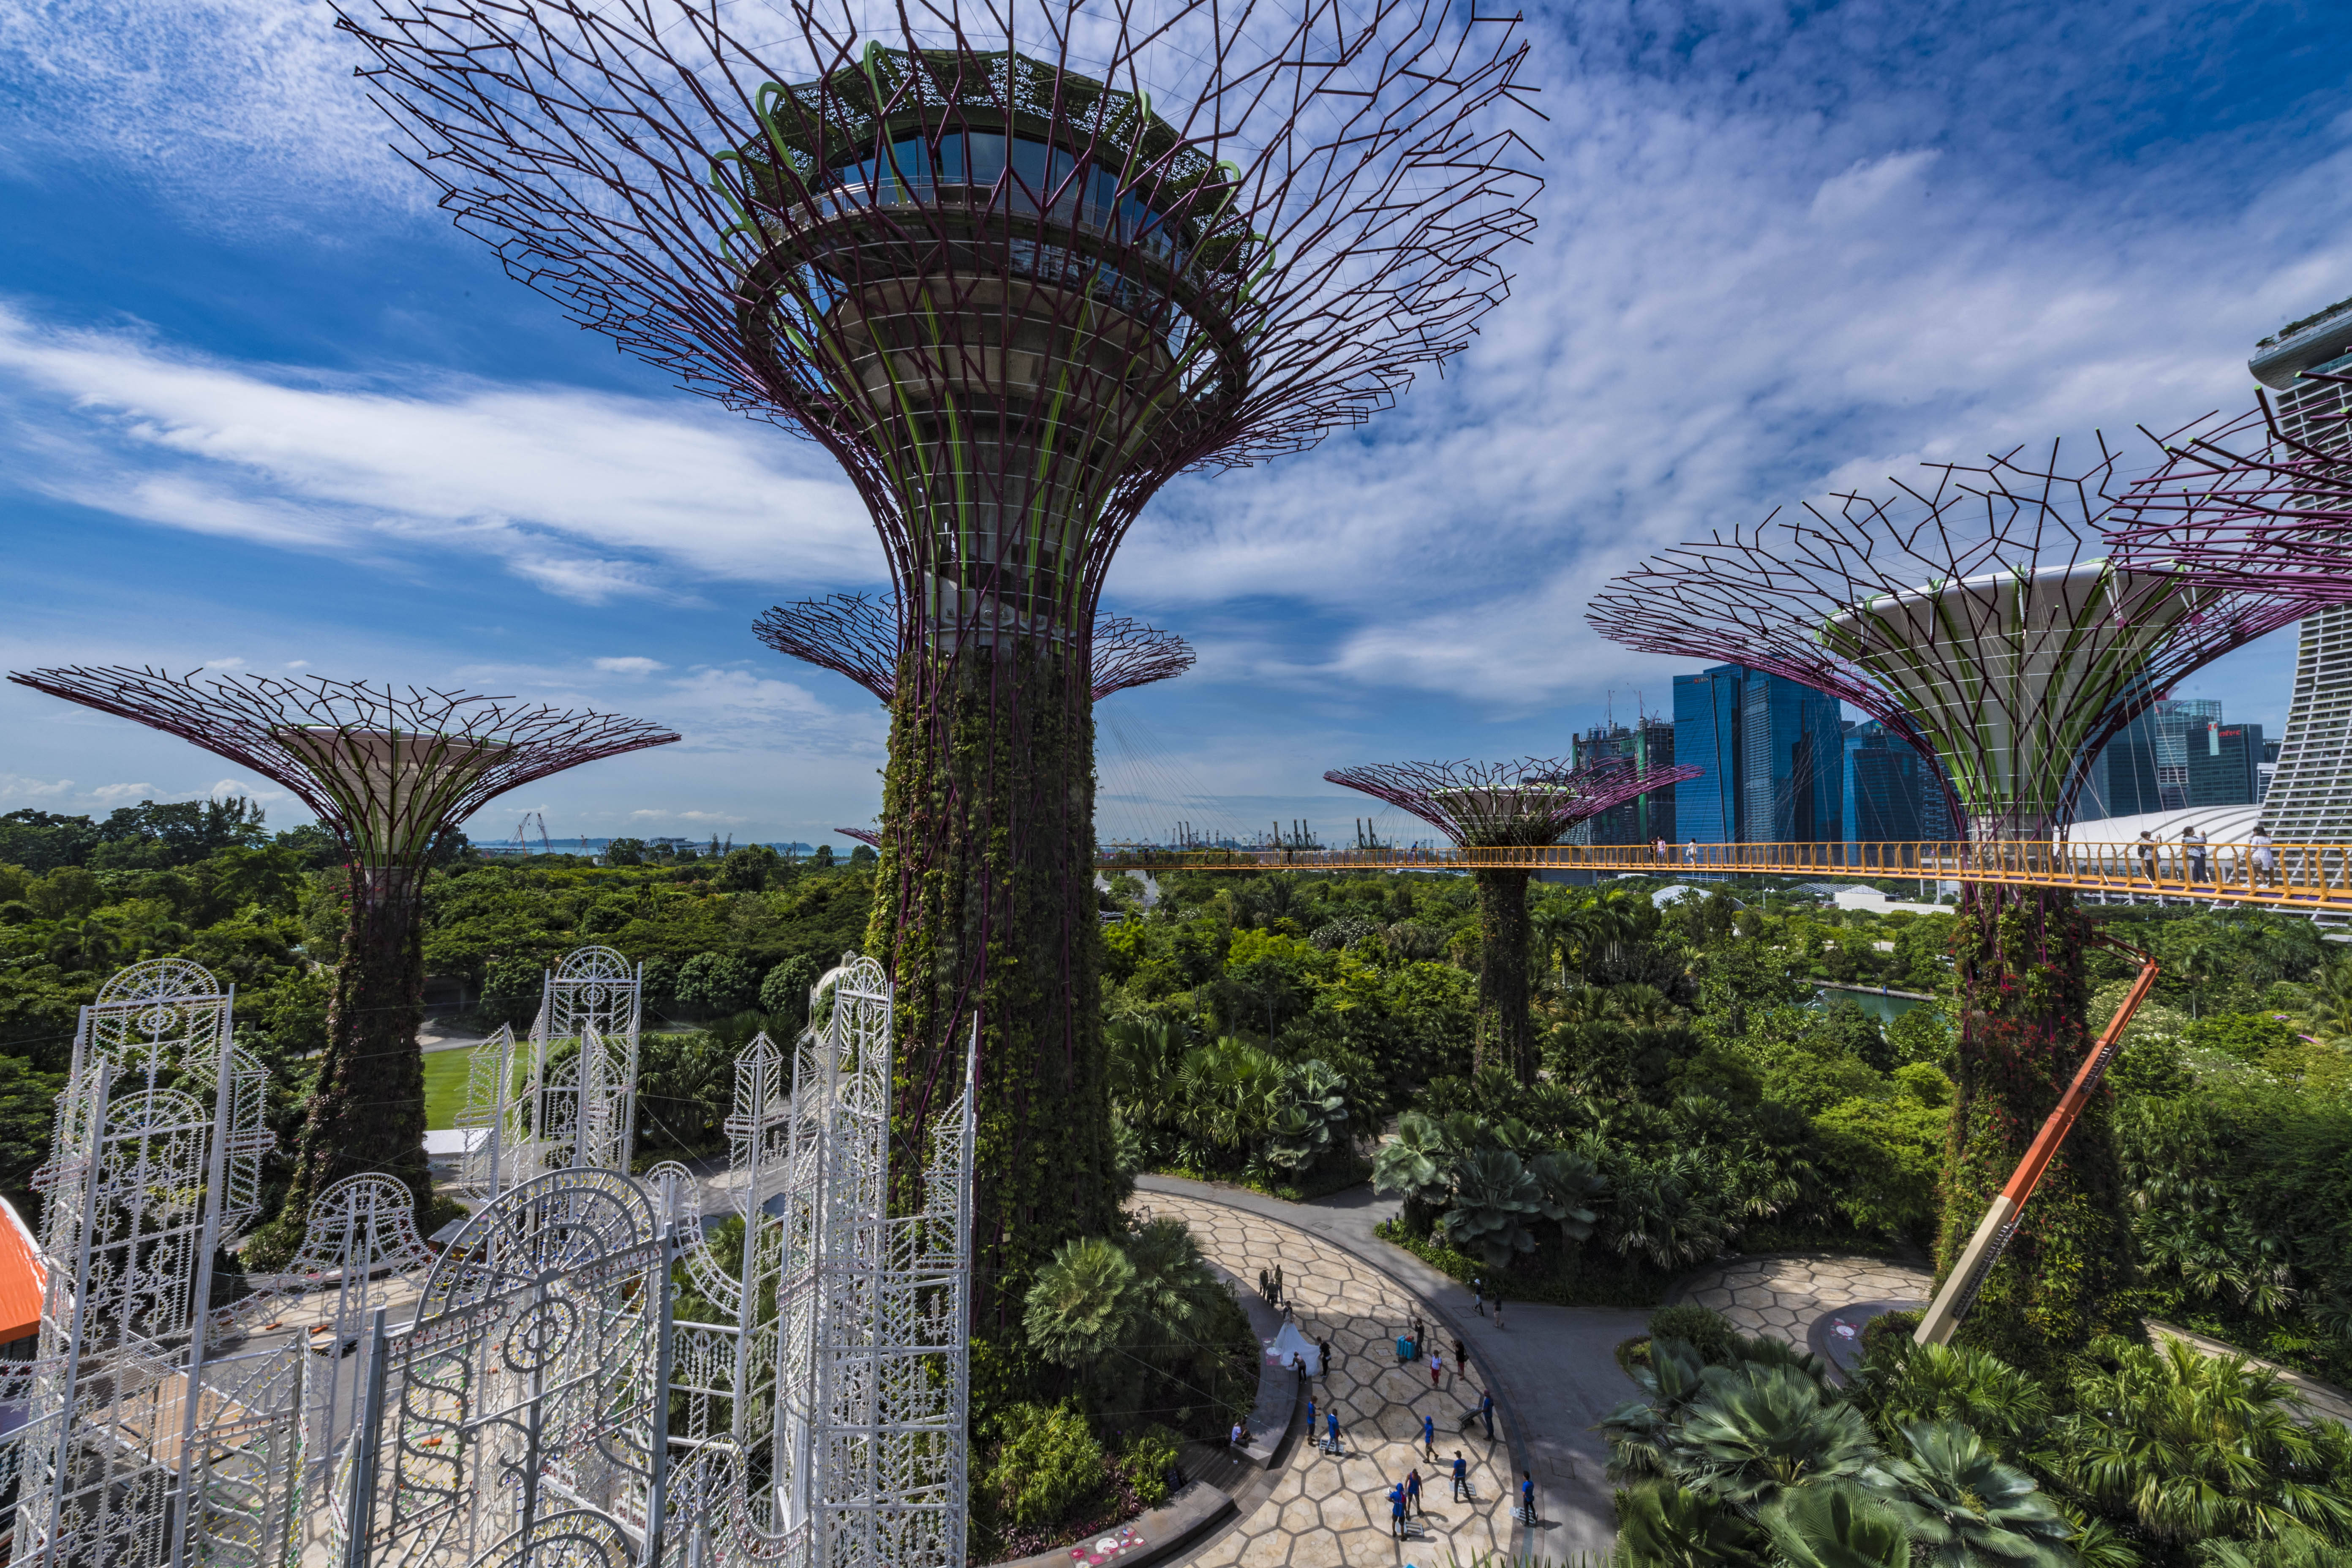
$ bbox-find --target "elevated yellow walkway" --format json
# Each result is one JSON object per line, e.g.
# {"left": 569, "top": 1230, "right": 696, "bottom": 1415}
{"left": 1097, "top": 838, "right": 2352, "bottom": 912}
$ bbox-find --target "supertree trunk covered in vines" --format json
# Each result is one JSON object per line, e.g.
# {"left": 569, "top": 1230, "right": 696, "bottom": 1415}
{"left": 282, "top": 871, "right": 434, "bottom": 1227}
{"left": 1938, "top": 880, "right": 2129, "bottom": 1367}
{"left": 868, "top": 639, "right": 1118, "bottom": 1335}
{"left": 1474, "top": 868, "right": 1538, "bottom": 1083}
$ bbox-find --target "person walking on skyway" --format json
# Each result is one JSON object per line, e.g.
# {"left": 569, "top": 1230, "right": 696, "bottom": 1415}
{"left": 2184, "top": 824, "right": 2209, "bottom": 885}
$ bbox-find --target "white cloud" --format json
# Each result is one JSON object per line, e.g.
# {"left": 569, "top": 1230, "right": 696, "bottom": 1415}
{"left": 592, "top": 657, "right": 670, "bottom": 676}
{"left": 0, "top": 305, "right": 879, "bottom": 604}
{"left": 88, "top": 782, "right": 157, "bottom": 803}
{"left": 0, "top": 773, "right": 75, "bottom": 807}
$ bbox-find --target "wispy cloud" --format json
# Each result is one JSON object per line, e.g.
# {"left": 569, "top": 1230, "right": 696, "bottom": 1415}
{"left": 0, "top": 304, "right": 878, "bottom": 603}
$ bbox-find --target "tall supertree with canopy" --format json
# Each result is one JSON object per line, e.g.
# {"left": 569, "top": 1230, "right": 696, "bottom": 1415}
{"left": 2103, "top": 381, "right": 2352, "bottom": 593}
{"left": 1323, "top": 757, "right": 1695, "bottom": 1083}
{"left": 341, "top": 0, "right": 1540, "bottom": 1325}
{"left": 756, "top": 591, "right": 1194, "bottom": 702}
{"left": 6, "top": 667, "right": 677, "bottom": 1235}
{"left": 1585, "top": 444, "right": 2301, "bottom": 1364}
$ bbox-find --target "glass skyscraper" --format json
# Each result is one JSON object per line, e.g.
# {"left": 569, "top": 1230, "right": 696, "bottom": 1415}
{"left": 1671, "top": 663, "right": 1843, "bottom": 843}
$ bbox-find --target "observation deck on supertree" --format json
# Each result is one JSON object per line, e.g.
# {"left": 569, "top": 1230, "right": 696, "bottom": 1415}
{"left": 1324, "top": 757, "right": 1696, "bottom": 1083}
{"left": 342, "top": 0, "right": 1539, "bottom": 1324}
{"left": 1585, "top": 441, "right": 2302, "bottom": 1365}
{"left": 756, "top": 592, "right": 1194, "bottom": 703}
{"left": 5, "top": 666, "right": 676, "bottom": 1233}
{"left": 2102, "top": 380, "right": 2352, "bottom": 595}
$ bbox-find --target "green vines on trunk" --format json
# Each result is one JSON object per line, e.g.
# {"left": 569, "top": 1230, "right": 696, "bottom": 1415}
{"left": 867, "top": 637, "right": 1118, "bottom": 1346}
{"left": 279, "top": 871, "right": 433, "bottom": 1236}
{"left": 1937, "top": 881, "right": 2129, "bottom": 1369}
{"left": 1473, "top": 868, "right": 1536, "bottom": 1083}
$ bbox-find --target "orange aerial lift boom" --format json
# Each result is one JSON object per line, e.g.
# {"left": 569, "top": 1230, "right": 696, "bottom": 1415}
{"left": 1915, "top": 938, "right": 2161, "bottom": 1345}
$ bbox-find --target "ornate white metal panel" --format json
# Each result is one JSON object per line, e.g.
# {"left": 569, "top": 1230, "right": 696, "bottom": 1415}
{"left": 14, "top": 956, "right": 278, "bottom": 1568}
{"left": 452, "top": 1024, "right": 534, "bottom": 1201}
{"left": 528, "top": 948, "right": 643, "bottom": 1175}
{"left": 770, "top": 954, "right": 973, "bottom": 1568}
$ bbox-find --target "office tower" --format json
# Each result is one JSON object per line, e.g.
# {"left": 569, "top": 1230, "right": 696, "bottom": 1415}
{"left": 2187, "top": 721, "right": 2265, "bottom": 807}
{"left": 2255, "top": 299, "right": 2352, "bottom": 841}
{"left": 1842, "top": 720, "right": 1953, "bottom": 841}
{"left": 2150, "top": 698, "right": 2223, "bottom": 809}
{"left": 1673, "top": 664, "right": 1842, "bottom": 842}
{"left": 1742, "top": 668, "right": 1845, "bottom": 842}
{"left": 1673, "top": 665, "right": 1745, "bottom": 842}
{"left": 1569, "top": 719, "right": 1676, "bottom": 844}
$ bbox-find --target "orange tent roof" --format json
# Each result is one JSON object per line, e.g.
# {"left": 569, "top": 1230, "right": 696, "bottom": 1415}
{"left": 0, "top": 1196, "right": 46, "bottom": 1344}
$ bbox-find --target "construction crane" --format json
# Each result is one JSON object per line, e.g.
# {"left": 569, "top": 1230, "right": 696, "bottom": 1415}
{"left": 514, "top": 811, "right": 552, "bottom": 856}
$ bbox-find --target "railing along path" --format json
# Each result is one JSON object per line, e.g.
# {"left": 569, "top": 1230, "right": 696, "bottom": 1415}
{"left": 1097, "top": 838, "right": 2352, "bottom": 910}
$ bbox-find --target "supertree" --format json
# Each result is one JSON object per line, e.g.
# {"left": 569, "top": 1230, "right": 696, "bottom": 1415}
{"left": 5, "top": 667, "right": 677, "bottom": 1233}
{"left": 2103, "top": 380, "right": 2352, "bottom": 593}
{"left": 1323, "top": 757, "right": 1695, "bottom": 1082}
{"left": 1585, "top": 444, "right": 2302, "bottom": 1365}
{"left": 838, "top": 825, "right": 883, "bottom": 847}
{"left": 340, "top": 0, "right": 1539, "bottom": 1327}
{"left": 756, "top": 591, "right": 1194, "bottom": 702}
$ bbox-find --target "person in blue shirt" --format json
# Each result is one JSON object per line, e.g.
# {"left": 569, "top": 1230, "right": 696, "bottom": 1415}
{"left": 1421, "top": 1413, "right": 1436, "bottom": 1460}
{"left": 1326, "top": 1407, "right": 1340, "bottom": 1454}
{"left": 1478, "top": 1389, "right": 1494, "bottom": 1440}
{"left": 1407, "top": 1466, "right": 1424, "bottom": 1517}
{"left": 1388, "top": 1483, "right": 1408, "bottom": 1538}
{"left": 1520, "top": 1470, "right": 1536, "bottom": 1524}
{"left": 1451, "top": 1451, "right": 1470, "bottom": 1502}
{"left": 1306, "top": 1395, "right": 1316, "bottom": 1437}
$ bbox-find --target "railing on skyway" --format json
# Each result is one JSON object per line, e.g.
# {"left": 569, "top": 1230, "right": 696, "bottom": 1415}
{"left": 1096, "top": 838, "right": 2352, "bottom": 909}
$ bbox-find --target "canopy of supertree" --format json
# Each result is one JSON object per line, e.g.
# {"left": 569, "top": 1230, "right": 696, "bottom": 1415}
{"left": 5, "top": 666, "right": 677, "bottom": 1239}
{"left": 1584, "top": 442, "right": 2305, "bottom": 1367}
{"left": 338, "top": 0, "right": 1542, "bottom": 1333}
{"left": 755, "top": 591, "right": 1194, "bottom": 702}
{"left": 1584, "top": 442, "right": 2302, "bottom": 843}
{"left": 2102, "top": 381, "right": 2352, "bottom": 594}
{"left": 1325, "top": 757, "right": 1696, "bottom": 1083}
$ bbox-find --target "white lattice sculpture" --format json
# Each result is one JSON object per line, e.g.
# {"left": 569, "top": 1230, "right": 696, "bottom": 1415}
{"left": 452, "top": 946, "right": 645, "bottom": 1198}
{"left": 16, "top": 957, "right": 286, "bottom": 1568}
{"left": 0, "top": 947, "right": 975, "bottom": 1568}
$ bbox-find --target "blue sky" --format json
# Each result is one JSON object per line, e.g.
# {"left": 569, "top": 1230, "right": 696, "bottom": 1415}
{"left": 1, "top": 0, "right": 2345, "bottom": 849}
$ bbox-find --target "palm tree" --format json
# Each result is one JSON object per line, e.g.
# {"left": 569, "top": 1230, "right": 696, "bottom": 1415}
{"left": 1860, "top": 1340, "right": 2053, "bottom": 1448}
{"left": 1671, "top": 1362, "right": 1882, "bottom": 1511}
{"left": 1023, "top": 1236, "right": 1137, "bottom": 1371}
{"left": 1761, "top": 1483, "right": 1912, "bottom": 1568}
{"left": 1441, "top": 1146, "right": 1552, "bottom": 1270}
{"left": 1864, "top": 1419, "right": 2072, "bottom": 1568}
{"left": 1616, "top": 1481, "right": 1765, "bottom": 1567}
{"left": 2056, "top": 1335, "right": 2352, "bottom": 1549}
{"left": 1371, "top": 1109, "right": 1459, "bottom": 1232}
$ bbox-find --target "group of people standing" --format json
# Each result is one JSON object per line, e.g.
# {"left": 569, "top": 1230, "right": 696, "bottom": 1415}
{"left": 2127, "top": 823, "right": 2277, "bottom": 887}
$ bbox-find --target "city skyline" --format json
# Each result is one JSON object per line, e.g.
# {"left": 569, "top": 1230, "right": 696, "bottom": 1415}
{"left": 2, "top": 0, "right": 2341, "bottom": 847}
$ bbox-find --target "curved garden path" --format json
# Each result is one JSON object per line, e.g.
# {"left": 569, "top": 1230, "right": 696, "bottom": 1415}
{"left": 1671, "top": 1253, "right": 1932, "bottom": 1375}
{"left": 1138, "top": 1191, "right": 1518, "bottom": 1566}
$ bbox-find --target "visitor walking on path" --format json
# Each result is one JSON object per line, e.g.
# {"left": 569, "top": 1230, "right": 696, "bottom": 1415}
{"left": 1388, "top": 1484, "right": 1408, "bottom": 1539}
{"left": 1451, "top": 1336, "right": 1466, "bottom": 1374}
{"left": 1306, "top": 1396, "right": 1315, "bottom": 1438}
{"left": 1326, "top": 1408, "right": 1341, "bottom": 1455}
{"left": 1429, "top": 1349, "right": 1445, "bottom": 1388}
{"left": 1472, "top": 1277, "right": 1485, "bottom": 1316}
{"left": 1478, "top": 1390, "right": 1495, "bottom": 1440}
{"left": 1407, "top": 1467, "right": 1424, "bottom": 1517}
{"left": 1422, "top": 1414, "right": 1437, "bottom": 1461}
{"left": 1319, "top": 1335, "right": 1332, "bottom": 1373}
{"left": 1520, "top": 1470, "right": 1537, "bottom": 1525}
{"left": 1493, "top": 1292, "right": 1506, "bottom": 1331}
{"left": 1451, "top": 1451, "right": 1471, "bottom": 1502}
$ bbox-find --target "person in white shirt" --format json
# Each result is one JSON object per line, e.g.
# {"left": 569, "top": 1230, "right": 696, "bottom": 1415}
{"left": 2251, "top": 827, "right": 2276, "bottom": 888}
{"left": 2182, "top": 825, "right": 2208, "bottom": 885}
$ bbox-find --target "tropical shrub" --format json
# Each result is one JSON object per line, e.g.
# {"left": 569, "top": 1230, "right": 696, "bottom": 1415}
{"left": 987, "top": 1402, "right": 1106, "bottom": 1528}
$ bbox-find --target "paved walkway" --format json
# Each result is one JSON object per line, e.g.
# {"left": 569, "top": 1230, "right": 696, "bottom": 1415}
{"left": 1137, "top": 1175, "right": 1637, "bottom": 1559}
{"left": 1673, "top": 1253, "right": 1931, "bottom": 1360}
{"left": 1140, "top": 1192, "right": 1515, "bottom": 1567}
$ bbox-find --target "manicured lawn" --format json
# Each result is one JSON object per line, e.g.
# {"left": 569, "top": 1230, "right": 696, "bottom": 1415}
{"left": 423, "top": 1049, "right": 473, "bottom": 1130}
